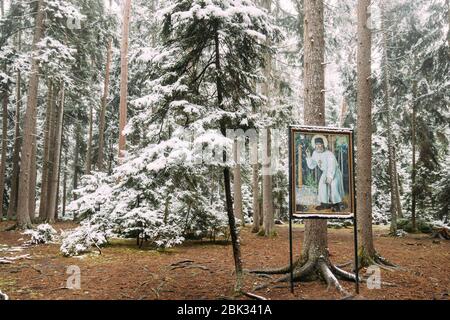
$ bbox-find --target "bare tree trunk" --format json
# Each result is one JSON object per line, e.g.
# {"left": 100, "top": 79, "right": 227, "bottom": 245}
{"left": 356, "top": 0, "right": 393, "bottom": 267}
{"left": 233, "top": 139, "right": 244, "bottom": 224}
{"left": 42, "top": 82, "right": 59, "bottom": 220}
{"left": 7, "top": 32, "right": 22, "bottom": 220}
{"left": 72, "top": 123, "right": 81, "bottom": 200}
{"left": 262, "top": 128, "right": 274, "bottom": 236}
{"left": 251, "top": 2, "right": 363, "bottom": 291}
{"left": 97, "top": 38, "right": 112, "bottom": 171}
{"left": 16, "top": 0, "right": 45, "bottom": 229}
{"left": 0, "top": 92, "right": 7, "bottom": 218}
{"left": 261, "top": 0, "right": 274, "bottom": 237}
{"left": 62, "top": 155, "right": 67, "bottom": 217}
{"left": 411, "top": 80, "right": 417, "bottom": 232}
{"left": 47, "top": 84, "right": 64, "bottom": 223}
{"left": 356, "top": 0, "right": 375, "bottom": 258}
{"left": 251, "top": 141, "right": 260, "bottom": 233}
{"left": 29, "top": 124, "right": 38, "bottom": 222}
{"left": 55, "top": 107, "right": 65, "bottom": 220}
{"left": 215, "top": 27, "right": 243, "bottom": 294}
{"left": 118, "top": 0, "right": 132, "bottom": 161}
{"left": 395, "top": 168, "right": 403, "bottom": 219}
{"left": 38, "top": 81, "right": 54, "bottom": 221}
{"left": 301, "top": 0, "right": 328, "bottom": 262}
{"left": 381, "top": 1, "right": 400, "bottom": 235}
{"left": 86, "top": 104, "right": 93, "bottom": 174}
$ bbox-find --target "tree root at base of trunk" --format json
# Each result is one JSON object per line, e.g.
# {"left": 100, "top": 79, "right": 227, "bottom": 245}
{"left": 251, "top": 256, "right": 356, "bottom": 296}
{"left": 249, "top": 257, "right": 302, "bottom": 275}
{"left": 358, "top": 249, "right": 398, "bottom": 271}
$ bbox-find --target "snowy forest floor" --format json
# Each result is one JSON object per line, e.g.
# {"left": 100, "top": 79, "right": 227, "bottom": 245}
{"left": 0, "top": 221, "right": 449, "bottom": 300}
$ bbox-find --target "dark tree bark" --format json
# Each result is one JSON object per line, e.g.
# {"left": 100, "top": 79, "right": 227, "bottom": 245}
{"left": 72, "top": 123, "right": 81, "bottom": 200}
{"left": 0, "top": 91, "right": 7, "bottom": 218}
{"left": 16, "top": 0, "right": 45, "bottom": 229}
{"left": 86, "top": 103, "right": 93, "bottom": 174}
{"left": 38, "top": 81, "right": 55, "bottom": 221}
{"left": 118, "top": 0, "right": 132, "bottom": 161}
{"left": 233, "top": 139, "right": 244, "bottom": 223}
{"left": 381, "top": 0, "right": 401, "bottom": 235}
{"left": 356, "top": 0, "right": 396, "bottom": 268}
{"left": 97, "top": 38, "right": 112, "bottom": 171}
{"left": 47, "top": 84, "right": 65, "bottom": 222}
{"left": 261, "top": 0, "right": 274, "bottom": 237}
{"left": 411, "top": 80, "right": 417, "bottom": 232}
{"left": 251, "top": 139, "right": 261, "bottom": 233}
{"left": 356, "top": 0, "right": 376, "bottom": 262}
{"left": 7, "top": 31, "right": 23, "bottom": 220}
{"left": 7, "top": 71, "right": 21, "bottom": 219}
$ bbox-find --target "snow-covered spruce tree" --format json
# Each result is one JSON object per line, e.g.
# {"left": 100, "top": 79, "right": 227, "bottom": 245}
{"left": 63, "top": 0, "right": 279, "bottom": 283}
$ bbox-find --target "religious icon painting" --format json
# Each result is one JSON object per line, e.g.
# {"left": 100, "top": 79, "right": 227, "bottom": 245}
{"left": 289, "top": 126, "right": 355, "bottom": 218}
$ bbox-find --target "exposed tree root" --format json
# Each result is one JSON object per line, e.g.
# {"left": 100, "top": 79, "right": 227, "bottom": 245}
{"left": 358, "top": 247, "right": 398, "bottom": 270}
{"left": 331, "top": 264, "right": 359, "bottom": 282}
{"left": 242, "top": 291, "right": 268, "bottom": 300}
{"left": 331, "top": 264, "right": 396, "bottom": 287}
{"left": 251, "top": 256, "right": 357, "bottom": 296}
{"left": 249, "top": 257, "right": 302, "bottom": 275}
{"left": 274, "top": 260, "right": 316, "bottom": 283}
{"left": 318, "top": 257, "right": 350, "bottom": 296}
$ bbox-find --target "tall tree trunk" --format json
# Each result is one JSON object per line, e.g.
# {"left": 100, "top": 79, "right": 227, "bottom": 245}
{"left": 7, "top": 31, "right": 23, "bottom": 220}
{"left": 251, "top": 140, "right": 260, "bottom": 233}
{"left": 55, "top": 107, "right": 65, "bottom": 220}
{"left": 62, "top": 155, "right": 67, "bottom": 217}
{"left": 118, "top": 0, "right": 132, "bottom": 161}
{"left": 47, "top": 84, "right": 64, "bottom": 223}
{"left": 411, "top": 80, "right": 417, "bottom": 232}
{"left": 233, "top": 139, "right": 244, "bottom": 224}
{"left": 97, "top": 38, "right": 112, "bottom": 171}
{"left": 356, "top": 0, "right": 375, "bottom": 259}
{"left": 38, "top": 81, "right": 54, "bottom": 221}
{"left": 42, "top": 82, "right": 59, "bottom": 220}
{"left": 262, "top": 128, "right": 274, "bottom": 236}
{"left": 72, "top": 123, "right": 81, "bottom": 200}
{"left": 381, "top": 1, "right": 399, "bottom": 235}
{"left": 356, "top": 0, "right": 393, "bottom": 267}
{"left": 301, "top": 0, "right": 328, "bottom": 262}
{"left": 86, "top": 103, "right": 93, "bottom": 174}
{"left": 395, "top": 169, "right": 403, "bottom": 219}
{"left": 252, "top": 3, "right": 356, "bottom": 293}
{"left": 29, "top": 123, "right": 38, "bottom": 221}
{"left": 261, "top": 0, "right": 274, "bottom": 237}
{"left": 0, "top": 92, "right": 7, "bottom": 218}
{"left": 215, "top": 27, "right": 243, "bottom": 294}
{"left": 16, "top": 0, "right": 45, "bottom": 229}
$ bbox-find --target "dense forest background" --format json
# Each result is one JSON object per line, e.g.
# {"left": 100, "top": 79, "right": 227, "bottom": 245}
{"left": 0, "top": 0, "right": 448, "bottom": 256}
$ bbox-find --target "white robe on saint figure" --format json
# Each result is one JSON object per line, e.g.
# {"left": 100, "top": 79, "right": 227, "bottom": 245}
{"left": 306, "top": 150, "right": 344, "bottom": 205}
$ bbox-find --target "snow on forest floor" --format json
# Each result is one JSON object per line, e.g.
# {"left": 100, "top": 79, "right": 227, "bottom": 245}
{"left": 0, "top": 221, "right": 448, "bottom": 300}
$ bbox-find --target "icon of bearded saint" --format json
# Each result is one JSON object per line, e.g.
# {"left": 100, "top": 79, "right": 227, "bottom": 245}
{"left": 305, "top": 135, "right": 345, "bottom": 212}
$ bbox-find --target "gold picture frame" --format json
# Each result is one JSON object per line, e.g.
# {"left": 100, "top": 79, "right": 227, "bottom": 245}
{"left": 289, "top": 126, "right": 355, "bottom": 219}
